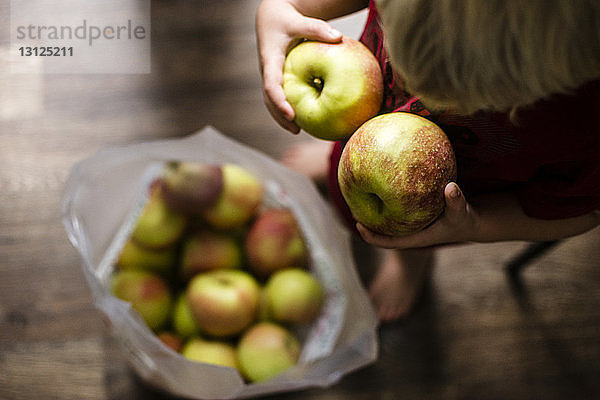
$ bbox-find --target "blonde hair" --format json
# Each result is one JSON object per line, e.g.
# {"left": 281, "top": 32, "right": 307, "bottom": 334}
{"left": 376, "top": 0, "right": 600, "bottom": 114}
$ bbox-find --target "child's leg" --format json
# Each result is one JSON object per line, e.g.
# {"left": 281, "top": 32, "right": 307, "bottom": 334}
{"left": 280, "top": 139, "right": 333, "bottom": 184}
{"left": 369, "top": 247, "right": 434, "bottom": 321}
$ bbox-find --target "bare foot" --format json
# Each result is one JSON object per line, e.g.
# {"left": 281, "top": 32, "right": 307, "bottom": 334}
{"left": 369, "top": 247, "right": 434, "bottom": 322}
{"left": 280, "top": 139, "right": 334, "bottom": 184}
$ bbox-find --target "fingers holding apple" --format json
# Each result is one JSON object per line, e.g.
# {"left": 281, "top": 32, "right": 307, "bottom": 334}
{"left": 256, "top": 0, "right": 345, "bottom": 134}
{"left": 355, "top": 182, "right": 479, "bottom": 249}
{"left": 442, "top": 181, "right": 477, "bottom": 231}
{"left": 263, "top": 74, "right": 301, "bottom": 135}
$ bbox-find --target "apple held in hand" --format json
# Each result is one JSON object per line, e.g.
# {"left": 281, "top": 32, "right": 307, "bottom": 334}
{"left": 338, "top": 112, "right": 457, "bottom": 236}
{"left": 245, "top": 208, "right": 308, "bottom": 279}
{"left": 160, "top": 161, "right": 223, "bottom": 214}
{"left": 111, "top": 270, "right": 172, "bottom": 332}
{"left": 283, "top": 37, "right": 383, "bottom": 141}
{"left": 186, "top": 269, "right": 260, "bottom": 337}
{"left": 236, "top": 322, "right": 301, "bottom": 383}
{"left": 264, "top": 268, "right": 324, "bottom": 325}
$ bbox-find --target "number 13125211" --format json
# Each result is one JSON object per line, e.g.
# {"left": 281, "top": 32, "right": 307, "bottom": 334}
{"left": 19, "top": 46, "right": 73, "bottom": 56}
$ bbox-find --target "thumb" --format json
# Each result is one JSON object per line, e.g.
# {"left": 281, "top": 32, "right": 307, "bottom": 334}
{"left": 444, "top": 182, "right": 468, "bottom": 216}
{"left": 295, "top": 18, "right": 343, "bottom": 43}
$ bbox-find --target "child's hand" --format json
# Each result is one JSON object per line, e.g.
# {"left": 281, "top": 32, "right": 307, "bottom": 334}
{"left": 356, "top": 183, "right": 480, "bottom": 249}
{"left": 256, "top": 0, "right": 342, "bottom": 134}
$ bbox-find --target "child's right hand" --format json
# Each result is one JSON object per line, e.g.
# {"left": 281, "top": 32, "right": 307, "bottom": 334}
{"left": 256, "top": 0, "right": 342, "bottom": 134}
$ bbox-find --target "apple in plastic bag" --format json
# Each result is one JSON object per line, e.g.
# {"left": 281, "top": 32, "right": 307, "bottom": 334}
{"left": 236, "top": 322, "right": 301, "bottom": 383}
{"left": 116, "top": 238, "right": 176, "bottom": 275}
{"left": 181, "top": 337, "right": 239, "bottom": 369}
{"left": 111, "top": 269, "right": 172, "bottom": 332}
{"left": 158, "top": 331, "right": 184, "bottom": 353}
{"left": 245, "top": 208, "right": 308, "bottom": 278}
{"left": 131, "top": 181, "right": 187, "bottom": 249}
{"left": 264, "top": 268, "right": 324, "bottom": 325}
{"left": 160, "top": 161, "right": 224, "bottom": 214}
{"left": 201, "top": 164, "right": 263, "bottom": 230}
{"left": 171, "top": 292, "right": 201, "bottom": 338}
{"left": 180, "top": 230, "right": 243, "bottom": 278}
{"left": 186, "top": 269, "right": 260, "bottom": 337}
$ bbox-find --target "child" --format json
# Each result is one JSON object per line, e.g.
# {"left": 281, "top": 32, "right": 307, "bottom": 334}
{"left": 256, "top": 0, "right": 600, "bottom": 321}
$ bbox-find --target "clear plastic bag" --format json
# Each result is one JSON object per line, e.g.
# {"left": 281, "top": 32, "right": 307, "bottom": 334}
{"left": 62, "top": 126, "right": 378, "bottom": 399}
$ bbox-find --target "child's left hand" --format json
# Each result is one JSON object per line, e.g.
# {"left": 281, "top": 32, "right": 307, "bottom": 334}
{"left": 356, "top": 182, "right": 479, "bottom": 249}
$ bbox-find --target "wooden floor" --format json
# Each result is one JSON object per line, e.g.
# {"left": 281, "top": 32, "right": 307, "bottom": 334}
{"left": 1, "top": 1, "right": 599, "bottom": 399}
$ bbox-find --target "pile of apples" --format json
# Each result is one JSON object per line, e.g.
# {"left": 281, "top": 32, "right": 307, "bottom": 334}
{"left": 109, "top": 161, "right": 325, "bottom": 383}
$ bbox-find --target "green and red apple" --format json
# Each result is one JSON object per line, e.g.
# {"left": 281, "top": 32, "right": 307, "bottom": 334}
{"left": 172, "top": 292, "right": 202, "bottom": 338}
{"left": 110, "top": 269, "right": 172, "bottom": 332}
{"left": 264, "top": 268, "right": 324, "bottom": 325}
{"left": 236, "top": 322, "right": 301, "bottom": 383}
{"left": 245, "top": 208, "right": 308, "bottom": 279}
{"left": 338, "top": 112, "right": 457, "bottom": 236}
{"left": 181, "top": 337, "right": 239, "bottom": 369}
{"left": 186, "top": 269, "right": 260, "bottom": 337}
{"left": 160, "top": 161, "right": 223, "bottom": 214}
{"left": 157, "top": 331, "right": 184, "bottom": 353}
{"left": 180, "top": 230, "right": 242, "bottom": 279}
{"left": 131, "top": 180, "right": 187, "bottom": 249}
{"left": 283, "top": 36, "right": 383, "bottom": 141}
{"left": 201, "top": 164, "right": 263, "bottom": 230}
{"left": 116, "top": 238, "right": 176, "bottom": 276}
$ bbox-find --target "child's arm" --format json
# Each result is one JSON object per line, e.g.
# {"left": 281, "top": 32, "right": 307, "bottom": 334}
{"left": 256, "top": 0, "right": 369, "bottom": 133}
{"left": 356, "top": 182, "right": 600, "bottom": 249}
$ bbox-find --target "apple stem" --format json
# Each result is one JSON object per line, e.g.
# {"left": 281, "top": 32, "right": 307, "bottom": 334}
{"left": 311, "top": 77, "right": 324, "bottom": 92}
